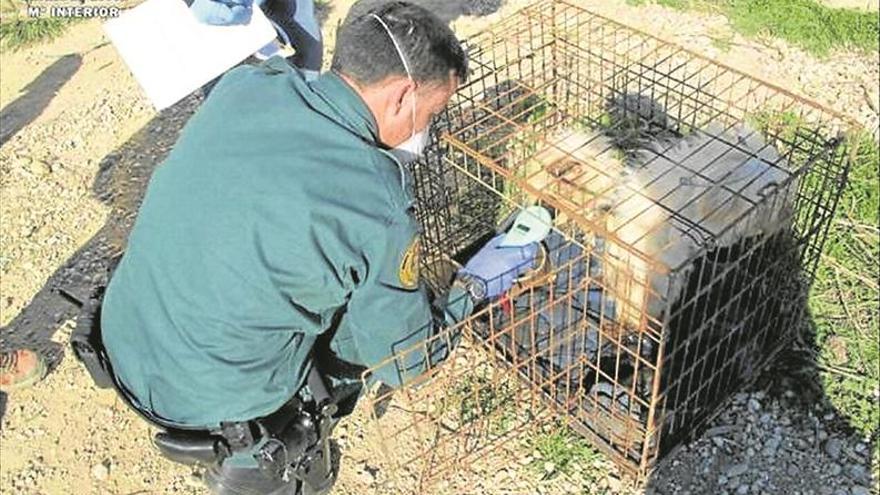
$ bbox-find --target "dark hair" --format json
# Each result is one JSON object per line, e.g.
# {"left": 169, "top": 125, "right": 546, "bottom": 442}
{"left": 331, "top": 1, "right": 468, "bottom": 86}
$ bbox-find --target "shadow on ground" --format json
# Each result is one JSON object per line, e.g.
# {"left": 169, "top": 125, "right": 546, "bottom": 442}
{"left": 0, "top": 54, "right": 82, "bottom": 147}
{"left": 0, "top": 91, "right": 202, "bottom": 364}
{"left": 642, "top": 312, "right": 877, "bottom": 495}
{"left": 0, "top": 93, "right": 202, "bottom": 428}
{"left": 0, "top": 91, "right": 202, "bottom": 427}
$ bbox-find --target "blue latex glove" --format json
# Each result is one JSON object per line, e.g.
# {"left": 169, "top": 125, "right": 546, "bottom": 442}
{"left": 190, "top": 0, "right": 254, "bottom": 25}
{"left": 458, "top": 234, "right": 539, "bottom": 300}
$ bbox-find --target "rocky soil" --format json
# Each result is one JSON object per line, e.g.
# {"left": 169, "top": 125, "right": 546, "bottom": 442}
{"left": 1, "top": 1, "right": 877, "bottom": 494}
{"left": 646, "top": 390, "right": 876, "bottom": 495}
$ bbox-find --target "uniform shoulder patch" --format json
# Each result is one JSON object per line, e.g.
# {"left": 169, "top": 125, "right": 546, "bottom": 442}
{"left": 398, "top": 237, "right": 421, "bottom": 289}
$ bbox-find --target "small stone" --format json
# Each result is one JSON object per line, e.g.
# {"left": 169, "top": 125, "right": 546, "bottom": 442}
{"left": 543, "top": 461, "right": 555, "bottom": 474}
{"left": 718, "top": 475, "right": 729, "bottom": 485}
{"left": 23, "top": 157, "right": 52, "bottom": 176}
{"left": 829, "top": 463, "right": 843, "bottom": 476}
{"left": 184, "top": 473, "right": 203, "bottom": 488}
{"left": 848, "top": 464, "right": 868, "bottom": 482}
{"left": 91, "top": 463, "right": 109, "bottom": 481}
{"left": 851, "top": 487, "right": 870, "bottom": 495}
{"left": 707, "top": 425, "right": 738, "bottom": 437}
{"left": 737, "top": 485, "right": 750, "bottom": 495}
{"left": 726, "top": 463, "right": 749, "bottom": 478}
{"left": 607, "top": 477, "right": 622, "bottom": 492}
{"left": 824, "top": 438, "right": 843, "bottom": 459}
{"left": 748, "top": 399, "right": 761, "bottom": 413}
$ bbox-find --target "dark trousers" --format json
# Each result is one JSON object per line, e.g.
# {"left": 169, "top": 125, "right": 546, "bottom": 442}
{"left": 262, "top": 0, "right": 323, "bottom": 72}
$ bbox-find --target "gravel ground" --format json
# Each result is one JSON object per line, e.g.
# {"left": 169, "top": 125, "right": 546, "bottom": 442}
{"left": 0, "top": 1, "right": 877, "bottom": 494}
{"left": 646, "top": 389, "right": 876, "bottom": 495}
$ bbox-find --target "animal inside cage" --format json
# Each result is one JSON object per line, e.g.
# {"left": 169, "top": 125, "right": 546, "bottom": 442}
{"left": 357, "top": 1, "right": 856, "bottom": 491}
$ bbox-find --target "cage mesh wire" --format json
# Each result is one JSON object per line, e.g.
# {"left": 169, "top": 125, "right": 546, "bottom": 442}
{"left": 358, "top": 1, "right": 856, "bottom": 491}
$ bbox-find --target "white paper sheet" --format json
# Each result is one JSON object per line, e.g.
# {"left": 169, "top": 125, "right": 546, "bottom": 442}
{"left": 104, "top": 0, "right": 276, "bottom": 110}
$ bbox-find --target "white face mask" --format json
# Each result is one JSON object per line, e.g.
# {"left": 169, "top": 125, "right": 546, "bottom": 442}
{"left": 371, "top": 14, "right": 430, "bottom": 163}
{"left": 392, "top": 128, "right": 430, "bottom": 163}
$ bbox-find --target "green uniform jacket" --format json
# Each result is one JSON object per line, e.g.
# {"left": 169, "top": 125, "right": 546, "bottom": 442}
{"left": 101, "top": 58, "right": 472, "bottom": 429}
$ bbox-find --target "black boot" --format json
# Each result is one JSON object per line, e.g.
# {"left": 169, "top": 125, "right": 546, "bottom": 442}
{"left": 204, "top": 461, "right": 299, "bottom": 495}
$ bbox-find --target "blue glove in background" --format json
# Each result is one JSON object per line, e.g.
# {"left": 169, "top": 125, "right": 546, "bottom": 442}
{"left": 190, "top": 0, "right": 255, "bottom": 25}
{"left": 459, "top": 233, "right": 538, "bottom": 300}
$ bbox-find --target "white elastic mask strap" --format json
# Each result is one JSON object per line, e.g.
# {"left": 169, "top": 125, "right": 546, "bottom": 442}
{"left": 370, "top": 14, "right": 413, "bottom": 79}
{"left": 371, "top": 13, "right": 417, "bottom": 135}
{"left": 410, "top": 84, "right": 417, "bottom": 136}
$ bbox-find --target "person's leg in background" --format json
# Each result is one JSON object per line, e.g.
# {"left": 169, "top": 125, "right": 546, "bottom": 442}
{"left": 262, "top": 0, "right": 323, "bottom": 79}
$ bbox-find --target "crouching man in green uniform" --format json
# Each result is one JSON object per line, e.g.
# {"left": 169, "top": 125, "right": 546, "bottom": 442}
{"left": 96, "top": 1, "right": 538, "bottom": 494}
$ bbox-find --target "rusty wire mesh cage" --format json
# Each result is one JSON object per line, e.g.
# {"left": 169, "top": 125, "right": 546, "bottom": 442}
{"left": 357, "top": 1, "right": 857, "bottom": 491}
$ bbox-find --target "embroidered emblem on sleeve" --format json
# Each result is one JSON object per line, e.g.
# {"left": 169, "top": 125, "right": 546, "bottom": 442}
{"left": 399, "top": 237, "right": 421, "bottom": 289}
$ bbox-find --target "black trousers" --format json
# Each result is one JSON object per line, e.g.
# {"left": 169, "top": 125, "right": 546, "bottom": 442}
{"left": 262, "top": 0, "right": 323, "bottom": 72}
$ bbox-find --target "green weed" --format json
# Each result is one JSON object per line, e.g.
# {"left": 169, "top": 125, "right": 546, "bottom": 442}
{"left": 725, "top": 0, "right": 879, "bottom": 56}
{"left": 0, "top": 16, "right": 72, "bottom": 51}
{"left": 811, "top": 130, "right": 879, "bottom": 436}
{"left": 455, "top": 372, "right": 519, "bottom": 434}
{"left": 625, "top": 0, "right": 880, "bottom": 57}
{"left": 748, "top": 111, "right": 878, "bottom": 444}
{"left": 531, "top": 425, "right": 604, "bottom": 479}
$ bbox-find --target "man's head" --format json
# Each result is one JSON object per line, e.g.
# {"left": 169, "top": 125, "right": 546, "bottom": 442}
{"left": 331, "top": 1, "right": 468, "bottom": 148}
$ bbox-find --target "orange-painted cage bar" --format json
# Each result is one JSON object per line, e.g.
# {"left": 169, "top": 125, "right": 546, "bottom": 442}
{"left": 356, "top": 1, "right": 858, "bottom": 492}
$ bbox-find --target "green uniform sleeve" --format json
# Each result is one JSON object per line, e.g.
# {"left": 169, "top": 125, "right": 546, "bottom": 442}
{"left": 331, "top": 218, "right": 474, "bottom": 387}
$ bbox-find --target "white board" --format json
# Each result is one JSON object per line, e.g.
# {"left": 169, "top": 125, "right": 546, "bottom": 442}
{"left": 104, "top": 0, "right": 276, "bottom": 110}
